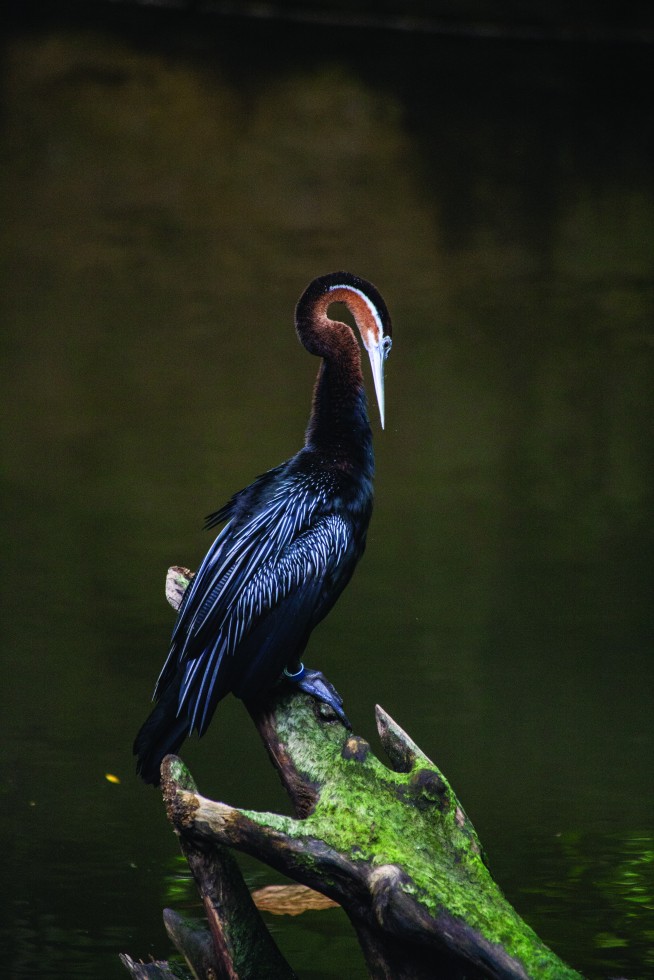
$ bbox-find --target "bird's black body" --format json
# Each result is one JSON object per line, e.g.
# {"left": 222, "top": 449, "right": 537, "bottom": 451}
{"left": 134, "top": 272, "right": 392, "bottom": 785}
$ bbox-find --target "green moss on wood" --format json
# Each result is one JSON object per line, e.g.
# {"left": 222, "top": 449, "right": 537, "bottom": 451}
{"left": 236, "top": 691, "right": 581, "bottom": 978}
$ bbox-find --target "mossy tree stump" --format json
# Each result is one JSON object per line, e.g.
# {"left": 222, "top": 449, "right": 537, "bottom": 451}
{"left": 122, "top": 567, "right": 583, "bottom": 980}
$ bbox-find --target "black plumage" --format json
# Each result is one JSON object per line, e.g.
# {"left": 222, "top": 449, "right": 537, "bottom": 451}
{"left": 134, "top": 271, "right": 392, "bottom": 785}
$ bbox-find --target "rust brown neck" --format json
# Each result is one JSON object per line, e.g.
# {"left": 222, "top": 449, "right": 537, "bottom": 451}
{"left": 296, "top": 291, "right": 368, "bottom": 455}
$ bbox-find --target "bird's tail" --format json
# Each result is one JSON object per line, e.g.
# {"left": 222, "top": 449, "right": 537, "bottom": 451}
{"left": 133, "top": 683, "right": 189, "bottom": 786}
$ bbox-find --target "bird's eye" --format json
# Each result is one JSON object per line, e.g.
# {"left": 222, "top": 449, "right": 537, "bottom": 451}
{"left": 381, "top": 336, "right": 392, "bottom": 359}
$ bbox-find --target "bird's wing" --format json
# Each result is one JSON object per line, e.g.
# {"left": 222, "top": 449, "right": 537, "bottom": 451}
{"left": 176, "top": 513, "right": 354, "bottom": 735}
{"left": 203, "top": 462, "right": 287, "bottom": 531}
{"left": 153, "top": 470, "right": 331, "bottom": 698}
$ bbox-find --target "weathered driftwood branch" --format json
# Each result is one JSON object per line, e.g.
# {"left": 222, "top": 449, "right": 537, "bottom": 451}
{"left": 123, "top": 568, "right": 583, "bottom": 979}
{"left": 163, "top": 760, "right": 297, "bottom": 980}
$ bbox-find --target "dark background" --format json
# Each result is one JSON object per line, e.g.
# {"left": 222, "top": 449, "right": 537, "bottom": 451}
{"left": 1, "top": 4, "right": 653, "bottom": 977}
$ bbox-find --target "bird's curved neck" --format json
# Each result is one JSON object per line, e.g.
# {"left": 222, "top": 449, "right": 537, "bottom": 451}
{"left": 305, "top": 358, "right": 371, "bottom": 462}
{"left": 296, "top": 291, "right": 371, "bottom": 461}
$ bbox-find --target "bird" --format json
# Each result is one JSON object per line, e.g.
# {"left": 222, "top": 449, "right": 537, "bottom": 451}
{"left": 134, "top": 271, "right": 393, "bottom": 785}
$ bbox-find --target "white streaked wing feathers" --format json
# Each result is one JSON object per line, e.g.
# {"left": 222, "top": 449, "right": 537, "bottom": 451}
{"left": 176, "top": 514, "right": 351, "bottom": 731}
{"left": 154, "top": 474, "right": 332, "bottom": 699}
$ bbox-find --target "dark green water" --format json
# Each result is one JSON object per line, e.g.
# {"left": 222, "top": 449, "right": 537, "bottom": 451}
{"left": 1, "top": 8, "right": 653, "bottom": 978}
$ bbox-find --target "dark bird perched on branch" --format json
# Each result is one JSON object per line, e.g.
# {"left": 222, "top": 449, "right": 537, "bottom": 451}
{"left": 134, "top": 272, "right": 393, "bottom": 785}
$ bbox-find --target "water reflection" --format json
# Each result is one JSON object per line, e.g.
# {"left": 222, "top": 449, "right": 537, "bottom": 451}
{"left": 1, "top": 8, "right": 652, "bottom": 979}
{"left": 510, "top": 831, "right": 654, "bottom": 976}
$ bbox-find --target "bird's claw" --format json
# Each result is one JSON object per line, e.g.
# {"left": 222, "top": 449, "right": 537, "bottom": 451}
{"left": 285, "top": 666, "right": 351, "bottom": 728}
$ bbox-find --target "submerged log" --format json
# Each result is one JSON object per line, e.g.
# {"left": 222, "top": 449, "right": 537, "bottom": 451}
{"left": 123, "top": 567, "right": 583, "bottom": 979}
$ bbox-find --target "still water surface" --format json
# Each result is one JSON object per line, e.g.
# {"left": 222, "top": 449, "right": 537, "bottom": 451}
{"left": 1, "top": 9, "right": 653, "bottom": 979}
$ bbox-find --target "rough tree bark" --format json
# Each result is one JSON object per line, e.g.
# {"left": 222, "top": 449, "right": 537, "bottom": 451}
{"left": 122, "top": 568, "right": 583, "bottom": 979}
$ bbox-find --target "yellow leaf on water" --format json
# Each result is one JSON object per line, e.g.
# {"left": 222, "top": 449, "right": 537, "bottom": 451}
{"left": 105, "top": 773, "right": 121, "bottom": 784}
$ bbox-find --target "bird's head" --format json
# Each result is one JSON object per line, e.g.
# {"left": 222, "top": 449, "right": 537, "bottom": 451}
{"left": 298, "top": 272, "right": 393, "bottom": 428}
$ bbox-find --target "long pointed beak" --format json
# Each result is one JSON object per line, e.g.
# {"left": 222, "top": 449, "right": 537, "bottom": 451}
{"left": 365, "top": 335, "right": 391, "bottom": 429}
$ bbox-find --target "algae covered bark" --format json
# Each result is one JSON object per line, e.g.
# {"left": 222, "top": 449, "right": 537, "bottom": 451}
{"left": 162, "top": 696, "right": 582, "bottom": 979}
{"left": 123, "top": 565, "right": 583, "bottom": 978}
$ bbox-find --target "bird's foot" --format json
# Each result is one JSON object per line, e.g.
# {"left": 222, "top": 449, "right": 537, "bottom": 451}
{"left": 283, "top": 663, "right": 351, "bottom": 728}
